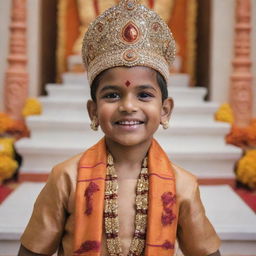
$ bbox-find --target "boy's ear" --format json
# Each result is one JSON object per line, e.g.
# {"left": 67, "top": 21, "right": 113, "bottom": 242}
{"left": 160, "top": 97, "right": 174, "bottom": 123}
{"left": 87, "top": 100, "right": 97, "bottom": 121}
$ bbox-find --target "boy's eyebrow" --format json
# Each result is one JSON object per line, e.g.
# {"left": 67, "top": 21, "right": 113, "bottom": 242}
{"left": 137, "top": 85, "right": 157, "bottom": 92}
{"left": 99, "top": 85, "right": 120, "bottom": 93}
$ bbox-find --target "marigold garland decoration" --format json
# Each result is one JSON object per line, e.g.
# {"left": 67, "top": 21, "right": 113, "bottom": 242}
{"left": 0, "top": 155, "right": 18, "bottom": 183}
{"left": 215, "top": 103, "right": 234, "bottom": 124}
{"left": 6, "top": 119, "right": 30, "bottom": 141}
{"left": 0, "top": 113, "right": 14, "bottom": 134}
{"left": 246, "top": 119, "right": 256, "bottom": 146}
{"left": 0, "top": 138, "right": 15, "bottom": 158}
{"left": 226, "top": 126, "right": 248, "bottom": 148}
{"left": 226, "top": 119, "right": 256, "bottom": 148}
{"left": 0, "top": 112, "right": 23, "bottom": 182}
{"left": 22, "top": 98, "right": 42, "bottom": 117}
{"left": 236, "top": 150, "right": 256, "bottom": 190}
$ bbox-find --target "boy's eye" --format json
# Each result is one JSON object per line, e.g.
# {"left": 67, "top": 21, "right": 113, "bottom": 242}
{"left": 138, "top": 92, "right": 154, "bottom": 100}
{"left": 103, "top": 92, "right": 120, "bottom": 99}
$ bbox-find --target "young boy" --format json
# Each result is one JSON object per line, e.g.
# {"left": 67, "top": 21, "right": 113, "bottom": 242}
{"left": 19, "top": 0, "right": 221, "bottom": 255}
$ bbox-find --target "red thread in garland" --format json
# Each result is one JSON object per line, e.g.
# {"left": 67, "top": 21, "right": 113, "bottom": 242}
{"left": 148, "top": 0, "right": 155, "bottom": 9}
{"left": 93, "top": 0, "right": 99, "bottom": 16}
{"left": 74, "top": 240, "right": 101, "bottom": 254}
{"left": 84, "top": 182, "right": 100, "bottom": 215}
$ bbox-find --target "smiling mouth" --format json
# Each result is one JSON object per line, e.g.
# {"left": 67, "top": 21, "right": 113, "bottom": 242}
{"left": 115, "top": 120, "right": 144, "bottom": 126}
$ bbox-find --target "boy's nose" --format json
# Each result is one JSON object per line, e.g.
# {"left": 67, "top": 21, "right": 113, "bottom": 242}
{"left": 118, "top": 96, "right": 138, "bottom": 113}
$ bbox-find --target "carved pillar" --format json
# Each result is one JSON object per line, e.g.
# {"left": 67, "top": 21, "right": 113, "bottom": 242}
{"left": 230, "top": 0, "right": 253, "bottom": 127}
{"left": 4, "top": 0, "right": 28, "bottom": 120}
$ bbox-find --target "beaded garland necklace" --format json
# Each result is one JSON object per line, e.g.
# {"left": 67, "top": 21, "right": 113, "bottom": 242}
{"left": 104, "top": 153, "right": 149, "bottom": 256}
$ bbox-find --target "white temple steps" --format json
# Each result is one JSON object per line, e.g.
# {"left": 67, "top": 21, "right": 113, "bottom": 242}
{"left": 201, "top": 185, "right": 256, "bottom": 255}
{"left": 0, "top": 183, "right": 45, "bottom": 256}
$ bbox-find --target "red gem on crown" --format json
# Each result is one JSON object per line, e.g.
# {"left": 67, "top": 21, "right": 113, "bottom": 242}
{"left": 122, "top": 22, "right": 139, "bottom": 43}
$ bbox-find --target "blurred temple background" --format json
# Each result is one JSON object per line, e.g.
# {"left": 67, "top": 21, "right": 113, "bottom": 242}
{"left": 0, "top": 0, "right": 256, "bottom": 255}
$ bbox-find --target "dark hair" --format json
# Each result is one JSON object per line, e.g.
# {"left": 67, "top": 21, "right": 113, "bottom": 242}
{"left": 90, "top": 67, "right": 168, "bottom": 102}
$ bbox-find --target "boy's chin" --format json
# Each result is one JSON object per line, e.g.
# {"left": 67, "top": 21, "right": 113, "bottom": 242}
{"left": 105, "top": 136, "right": 153, "bottom": 148}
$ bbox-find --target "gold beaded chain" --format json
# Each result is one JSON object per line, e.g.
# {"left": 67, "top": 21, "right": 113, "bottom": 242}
{"left": 104, "top": 154, "right": 149, "bottom": 256}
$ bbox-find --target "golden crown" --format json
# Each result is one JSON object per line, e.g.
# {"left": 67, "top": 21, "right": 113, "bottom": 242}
{"left": 82, "top": 0, "right": 176, "bottom": 85}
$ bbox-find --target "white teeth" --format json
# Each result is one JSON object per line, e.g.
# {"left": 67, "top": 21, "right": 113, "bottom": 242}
{"left": 118, "top": 120, "right": 141, "bottom": 125}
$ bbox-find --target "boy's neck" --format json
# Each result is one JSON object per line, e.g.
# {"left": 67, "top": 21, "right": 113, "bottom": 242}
{"left": 105, "top": 138, "right": 152, "bottom": 169}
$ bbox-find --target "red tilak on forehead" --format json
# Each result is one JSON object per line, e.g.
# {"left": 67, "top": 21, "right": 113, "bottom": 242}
{"left": 125, "top": 80, "right": 131, "bottom": 87}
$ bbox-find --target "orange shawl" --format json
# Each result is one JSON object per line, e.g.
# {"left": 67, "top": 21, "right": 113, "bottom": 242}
{"left": 73, "top": 138, "right": 178, "bottom": 255}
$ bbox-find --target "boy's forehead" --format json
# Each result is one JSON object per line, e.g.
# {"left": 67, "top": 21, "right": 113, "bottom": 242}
{"left": 101, "top": 66, "right": 157, "bottom": 84}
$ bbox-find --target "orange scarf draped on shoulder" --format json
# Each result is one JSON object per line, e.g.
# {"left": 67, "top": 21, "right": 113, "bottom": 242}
{"left": 73, "top": 138, "right": 178, "bottom": 256}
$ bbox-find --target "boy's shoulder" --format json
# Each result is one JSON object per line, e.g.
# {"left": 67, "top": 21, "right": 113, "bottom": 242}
{"left": 171, "top": 162, "right": 197, "bottom": 183}
{"left": 50, "top": 152, "right": 84, "bottom": 181}
{"left": 171, "top": 162, "right": 198, "bottom": 199}
{"left": 53, "top": 152, "right": 83, "bottom": 171}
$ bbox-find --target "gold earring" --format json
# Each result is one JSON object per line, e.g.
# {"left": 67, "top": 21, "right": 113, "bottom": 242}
{"left": 162, "top": 120, "right": 169, "bottom": 129}
{"left": 90, "top": 117, "right": 99, "bottom": 131}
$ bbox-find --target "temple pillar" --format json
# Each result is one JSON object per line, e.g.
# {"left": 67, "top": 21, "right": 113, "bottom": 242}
{"left": 4, "top": 0, "right": 28, "bottom": 120}
{"left": 230, "top": 0, "right": 253, "bottom": 127}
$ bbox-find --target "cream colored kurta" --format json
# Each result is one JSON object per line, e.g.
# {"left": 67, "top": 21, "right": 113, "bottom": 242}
{"left": 20, "top": 152, "right": 220, "bottom": 256}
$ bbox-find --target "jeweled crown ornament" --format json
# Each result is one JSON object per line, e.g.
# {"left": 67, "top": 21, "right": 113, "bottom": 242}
{"left": 82, "top": 0, "right": 176, "bottom": 85}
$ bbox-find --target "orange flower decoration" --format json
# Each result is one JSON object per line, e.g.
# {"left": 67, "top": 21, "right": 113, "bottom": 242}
{"left": 246, "top": 120, "right": 256, "bottom": 146}
{"left": 6, "top": 120, "right": 30, "bottom": 141}
{"left": 0, "top": 113, "right": 14, "bottom": 134}
{"left": 226, "top": 119, "right": 256, "bottom": 148}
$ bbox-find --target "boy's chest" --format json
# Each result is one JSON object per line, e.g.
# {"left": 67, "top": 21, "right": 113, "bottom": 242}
{"left": 116, "top": 178, "right": 138, "bottom": 254}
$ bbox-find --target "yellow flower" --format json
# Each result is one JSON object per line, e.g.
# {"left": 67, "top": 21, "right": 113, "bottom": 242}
{"left": 0, "top": 138, "right": 15, "bottom": 158}
{"left": 0, "top": 155, "right": 18, "bottom": 182}
{"left": 0, "top": 112, "right": 13, "bottom": 134}
{"left": 215, "top": 103, "right": 234, "bottom": 124}
{"left": 22, "top": 98, "right": 42, "bottom": 117}
{"left": 236, "top": 150, "right": 256, "bottom": 189}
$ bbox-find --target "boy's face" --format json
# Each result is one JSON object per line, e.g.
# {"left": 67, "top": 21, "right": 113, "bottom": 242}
{"left": 87, "top": 66, "right": 173, "bottom": 147}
